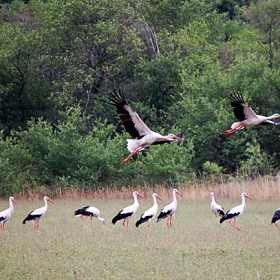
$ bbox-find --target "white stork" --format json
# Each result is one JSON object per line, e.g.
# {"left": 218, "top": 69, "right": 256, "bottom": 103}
{"left": 210, "top": 192, "right": 224, "bottom": 218}
{"left": 22, "top": 196, "right": 54, "bottom": 230}
{"left": 157, "top": 189, "right": 183, "bottom": 227}
{"left": 108, "top": 90, "right": 183, "bottom": 164}
{"left": 136, "top": 193, "right": 163, "bottom": 229}
{"left": 271, "top": 208, "right": 280, "bottom": 229}
{"left": 74, "top": 206, "right": 105, "bottom": 225}
{"left": 112, "top": 191, "right": 144, "bottom": 228}
{"left": 220, "top": 192, "right": 252, "bottom": 231}
{"left": 224, "top": 91, "right": 280, "bottom": 135}
{"left": 0, "top": 196, "right": 16, "bottom": 231}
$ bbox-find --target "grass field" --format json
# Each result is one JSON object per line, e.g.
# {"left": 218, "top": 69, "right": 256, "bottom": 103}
{"left": 1, "top": 180, "right": 280, "bottom": 279}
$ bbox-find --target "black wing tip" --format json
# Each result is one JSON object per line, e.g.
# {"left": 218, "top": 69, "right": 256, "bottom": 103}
{"left": 228, "top": 90, "right": 245, "bottom": 104}
{"left": 107, "top": 89, "right": 127, "bottom": 107}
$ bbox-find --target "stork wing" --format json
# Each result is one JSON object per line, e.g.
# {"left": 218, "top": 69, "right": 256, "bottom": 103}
{"left": 229, "top": 91, "right": 257, "bottom": 121}
{"left": 108, "top": 90, "right": 152, "bottom": 138}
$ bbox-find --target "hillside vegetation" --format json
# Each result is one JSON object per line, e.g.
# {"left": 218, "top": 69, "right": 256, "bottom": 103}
{"left": 0, "top": 0, "right": 280, "bottom": 195}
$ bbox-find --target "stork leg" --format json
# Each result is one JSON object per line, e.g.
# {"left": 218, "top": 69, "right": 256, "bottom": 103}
{"left": 274, "top": 222, "right": 280, "bottom": 229}
{"left": 122, "top": 146, "right": 145, "bottom": 165}
{"left": 126, "top": 219, "right": 129, "bottom": 228}
{"left": 224, "top": 124, "right": 245, "bottom": 135}
{"left": 0, "top": 223, "right": 4, "bottom": 231}
{"left": 34, "top": 220, "right": 39, "bottom": 230}
{"left": 229, "top": 218, "right": 240, "bottom": 231}
{"left": 80, "top": 215, "right": 86, "bottom": 224}
{"left": 170, "top": 216, "right": 173, "bottom": 227}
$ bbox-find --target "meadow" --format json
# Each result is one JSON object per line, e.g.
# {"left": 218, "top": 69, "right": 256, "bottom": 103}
{"left": 1, "top": 178, "right": 280, "bottom": 280}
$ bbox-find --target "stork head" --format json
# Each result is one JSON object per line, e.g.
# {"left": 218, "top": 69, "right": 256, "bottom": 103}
{"left": 44, "top": 196, "right": 54, "bottom": 203}
{"left": 133, "top": 191, "right": 144, "bottom": 199}
{"left": 241, "top": 192, "right": 252, "bottom": 200}
{"left": 167, "top": 134, "right": 182, "bottom": 141}
{"left": 153, "top": 193, "right": 163, "bottom": 201}
{"left": 174, "top": 189, "right": 183, "bottom": 197}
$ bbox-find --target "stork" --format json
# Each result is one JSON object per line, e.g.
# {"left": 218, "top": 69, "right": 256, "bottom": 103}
{"left": 22, "top": 196, "right": 54, "bottom": 230}
{"left": 210, "top": 192, "right": 224, "bottom": 218}
{"left": 136, "top": 193, "right": 163, "bottom": 229}
{"left": 157, "top": 189, "right": 183, "bottom": 227}
{"left": 220, "top": 192, "right": 252, "bottom": 231}
{"left": 112, "top": 191, "right": 144, "bottom": 228}
{"left": 74, "top": 206, "right": 105, "bottom": 225}
{"left": 271, "top": 208, "right": 280, "bottom": 229}
{"left": 224, "top": 91, "right": 280, "bottom": 135}
{"left": 108, "top": 90, "right": 183, "bottom": 164}
{"left": 0, "top": 197, "right": 16, "bottom": 231}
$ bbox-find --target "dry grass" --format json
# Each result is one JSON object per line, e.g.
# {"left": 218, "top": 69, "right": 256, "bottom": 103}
{"left": 1, "top": 177, "right": 280, "bottom": 279}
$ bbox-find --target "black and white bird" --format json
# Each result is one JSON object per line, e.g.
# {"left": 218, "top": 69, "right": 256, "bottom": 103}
{"left": 112, "top": 191, "right": 144, "bottom": 228}
{"left": 22, "top": 196, "right": 54, "bottom": 230}
{"left": 0, "top": 196, "right": 16, "bottom": 231}
{"left": 74, "top": 206, "right": 105, "bottom": 225}
{"left": 136, "top": 193, "right": 163, "bottom": 228}
{"left": 157, "top": 189, "right": 183, "bottom": 227}
{"left": 108, "top": 90, "right": 183, "bottom": 164}
{"left": 220, "top": 192, "right": 252, "bottom": 231}
{"left": 210, "top": 192, "right": 224, "bottom": 218}
{"left": 224, "top": 91, "right": 280, "bottom": 135}
{"left": 271, "top": 208, "right": 280, "bottom": 229}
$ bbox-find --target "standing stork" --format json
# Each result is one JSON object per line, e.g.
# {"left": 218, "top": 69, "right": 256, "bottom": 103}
{"left": 271, "top": 208, "right": 280, "bottom": 229}
{"left": 74, "top": 206, "right": 105, "bottom": 225}
{"left": 210, "top": 192, "right": 224, "bottom": 218}
{"left": 22, "top": 196, "right": 54, "bottom": 230}
{"left": 136, "top": 193, "right": 163, "bottom": 229}
{"left": 0, "top": 197, "right": 16, "bottom": 231}
{"left": 112, "top": 191, "right": 144, "bottom": 228}
{"left": 220, "top": 192, "right": 252, "bottom": 231}
{"left": 157, "top": 189, "right": 183, "bottom": 227}
{"left": 224, "top": 91, "right": 280, "bottom": 135}
{"left": 108, "top": 90, "right": 183, "bottom": 164}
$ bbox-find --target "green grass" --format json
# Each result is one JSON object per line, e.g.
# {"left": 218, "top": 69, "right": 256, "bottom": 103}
{"left": 1, "top": 195, "right": 280, "bottom": 279}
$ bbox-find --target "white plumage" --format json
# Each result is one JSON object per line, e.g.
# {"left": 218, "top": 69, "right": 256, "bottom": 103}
{"left": 157, "top": 189, "right": 183, "bottom": 227}
{"left": 22, "top": 196, "right": 54, "bottom": 230}
{"left": 74, "top": 206, "right": 105, "bottom": 225}
{"left": 220, "top": 192, "right": 252, "bottom": 231}
{"left": 112, "top": 191, "right": 144, "bottom": 228}
{"left": 136, "top": 193, "right": 163, "bottom": 228}
{"left": 210, "top": 192, "right": 224, "bottom": 218}
{"left": 0, "top": 196, "right": 16, "bottom": 231}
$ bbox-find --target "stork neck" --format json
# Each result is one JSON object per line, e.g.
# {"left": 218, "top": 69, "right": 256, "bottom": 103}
{"left": 133, "top": 194, "right": 139, "bottom": 205}
{"left": 241, "top": 196, "right": 246, "bottom": 207}
{"left": 173, "top": 191, "right": 178, "bottom": 203}
{"left": 9, "top": 199, "right": 14, "bottom": 212}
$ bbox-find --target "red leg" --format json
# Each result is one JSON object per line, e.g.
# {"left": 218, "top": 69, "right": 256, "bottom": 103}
{"left": 170, "top": 216, "right": 172, "bottom": 227}
{"left": 122, "top": 146, "right": 145, "bottom": 164}
{"left": 274, "top": 222, "right": 280, "bottom": 229}
{"left": 122, "top": 219, "right": 126, "bottom": 228}
{"left": 126, "top": 219, "right": 129, "bottom": 228}
{"left": 224, "top": 125, "right": 245, "bottom": 135}
{"left": 80, "top": 216, "right": 86, "bottom": 224}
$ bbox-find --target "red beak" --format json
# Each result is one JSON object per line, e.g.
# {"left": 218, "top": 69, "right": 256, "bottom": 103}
{"left": 48, "top": 198, "right": 55, "bottom": 203}
{"left": 245, "top": 195, "right": 252, "bottom": 200}
{"left": 156, "top": 195, "right": 163, "bottom": 201}
{"left": 173, "top": 136, "right": 182, "bottom": 141}
{"left": 177, "top": 191, "right": 183, "bottom": 197}
{"left": 137, "top": 193, "right": 144, "bottom": 199}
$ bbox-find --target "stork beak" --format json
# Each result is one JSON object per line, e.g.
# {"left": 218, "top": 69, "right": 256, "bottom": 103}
{"left": 137, "top": 193, "right": 144, "bottom": 199}
{"left": 177, "top": 191, "right": 183, "bottom": 197}
{"left": 156, "top": 195, "right": 163, "bottom": 201}
{"left": 245, "top": 195, "right": 252, "bottom": 200}
{"left": 173, "top": 135, "right": 182, "bottom": 141}
{"left": 48, "top": 198, "right": 55, "bottom": 203}
{"left": 13, "top": 199, "right": 17, "bottom": 204}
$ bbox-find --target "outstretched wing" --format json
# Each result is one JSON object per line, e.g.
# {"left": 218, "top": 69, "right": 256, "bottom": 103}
{"left": 229, "top": 91, "right": 257, "bottom": 121}
{"left": 108, "top": 90, "right": 151, "bottom": 138}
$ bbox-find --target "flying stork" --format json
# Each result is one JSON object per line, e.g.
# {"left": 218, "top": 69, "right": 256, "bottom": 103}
{"left": 136, "top": 193, "right": 163, "bottom": 229}
{"left": 220, "top": 192, "right": 252, "bottom": 231}
{"left": 157, "top": 189, "right": 183, "bottom": 227}
{"left": 112, "top": 191, "right": 144, "bottom": 228}
{"left": 22, "top": 196, "right": 54, "bottom": 230}
{"left": 0, "top": 196, "right": 16, "bottom": 231}
{"left": 108, "top": 90, "right": 183, "bottom": 164}
{"left": 224, "top": 91, "right": 280, "bottom": 135}
{"left": 74, "top": 206, "right": 105, "bottom": 225}
{"left": 210, "top": 192, "right": 224, "bottom": 218}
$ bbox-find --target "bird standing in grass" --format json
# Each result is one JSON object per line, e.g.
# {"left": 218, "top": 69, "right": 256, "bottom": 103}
{"left": 136, "top": 193, "right": 163, "bottom": 229}
{"left": 271, "top": 208, "right": 280, "bottom": 229}
{"left": 22, "top": 196, "right": 54, "bottom": 230}
{"left": 224, "top": 91, "right": 280, "bottom": 135}
{"left": 220, "top": 192, "right": 252, "bottom": 231}
{"left": 74, "top": 206, "right": 105, "bottom": 225}
{"left": 112, "top": 191, "right": 144, "bottom": 228}
{"left": 210, "top": 192, "right": 224, "bottom": 218}
{"left": 0, "top": 196, "right": 16, "bottom": 231}
{"left": 157, "top": 189, "right": 183, "bottom": 227}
